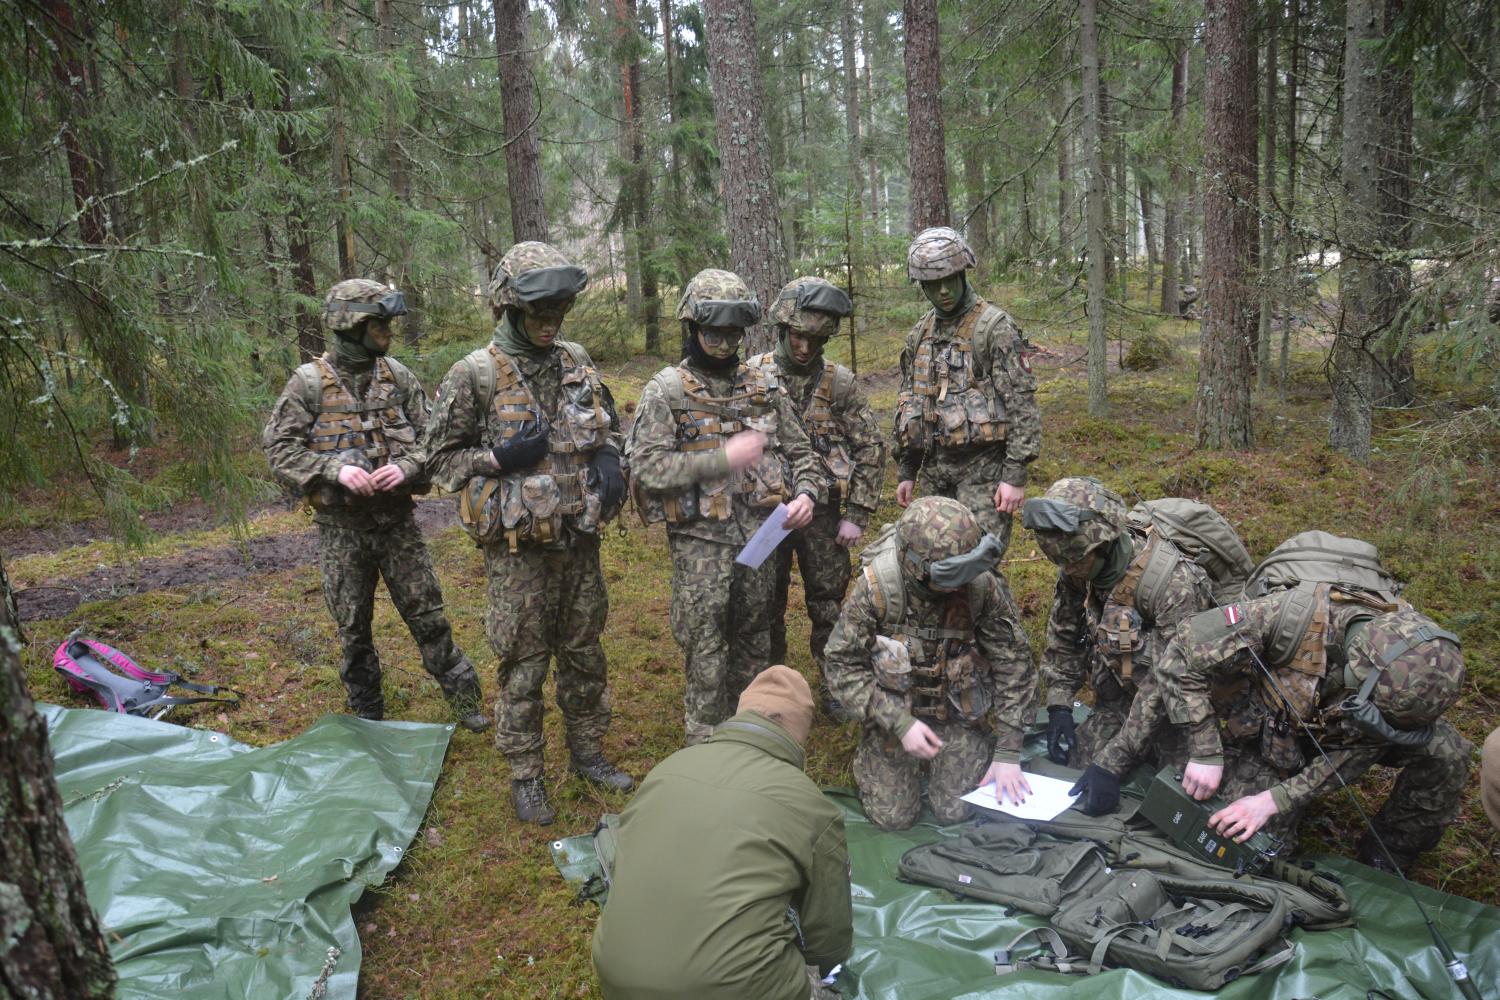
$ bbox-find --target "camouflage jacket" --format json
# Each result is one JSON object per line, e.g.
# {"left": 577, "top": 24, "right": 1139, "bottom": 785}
{"left": 1158, "top": 591, "right": 1407, "bottom": 813}
{"left": 823, "top": 570, "right": 1037, "bottom": 762}
{"left": 262, "top": 351, "right": 429, "bottom": 528}
{"left": 747, "top": 348, "right": 886, "bottom": 528}
{"left": 627, "top": 359, "right": 824, "bottom": 546}
{"left": 422, "top": 321, "right": 623, "bottom": 495}
{"left": 894, "top": 288, "right": 1040, "bottom": 486}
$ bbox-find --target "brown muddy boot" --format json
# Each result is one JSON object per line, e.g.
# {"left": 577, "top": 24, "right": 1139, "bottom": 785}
{"left": 1356, "top": 833, "right": 1415, "bottom": 876}
{"left": 569, "top": 752, "right": 634, "bottom": 792}
{"left": 510, "top": 777, "right": 556, "bottom": 826}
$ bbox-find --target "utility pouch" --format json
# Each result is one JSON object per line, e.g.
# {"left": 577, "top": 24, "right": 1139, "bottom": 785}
{"left": 944, "top": 644, "right": 992, "bottom": 723}
{"left": 458, "top": 476, "right": 505, "bottom": 546}
{"left": 558, "top": 368, "right": 610, "bottom": 451}
{"left": 894, "top": 391, "right": 929, "bottom": 452}
{"left": 961, "top": 387, "right": 1007, "bottom": 443}
{"left": 1260, "top": 718, "right": 1305, "bottom": 772}
{"left": 871, "top": 635, "right": 913, "bottom": 694}
{"left": 937, "top": 396, "right": 970, "bottom": 448}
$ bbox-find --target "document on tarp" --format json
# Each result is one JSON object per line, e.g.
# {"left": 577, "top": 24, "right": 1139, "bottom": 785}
{"left": 735, "top": 502, "right": 791, "bottom": 568}
{"left": 961, "top": 770, "right": 1080, "bottom": 822}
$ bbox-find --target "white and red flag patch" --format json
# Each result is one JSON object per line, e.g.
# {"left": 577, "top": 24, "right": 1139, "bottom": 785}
{"left": 1223, "top": 605, "right": 1243, "bottom": 627}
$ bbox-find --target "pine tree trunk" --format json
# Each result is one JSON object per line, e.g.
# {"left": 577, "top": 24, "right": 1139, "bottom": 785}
{"left": 1256, "top": 2, "right": 1278, "bottom": 385}
{"left": 903, "top": 0, "right": 950, "bottom": 230}
{"left": 326, "top": 0, "right": 357, "bottom": 278}
{"left": 1081, "top": 0, "right": 1109, "bottom": 417}
{"left": 1161, "top": 42, "right": 1186, "bottom": 315}
{"left": 842, "top": 0, "right": 867, "bottom": 356}
{"left": 379, "top": 0, "right": 423, "bottom": 346}
{"left": 1279, "top": 0, "right": 1300, "bottom": 395}
{"left": 1138, "top": 172, "right": 1157, "bottom": 303}
{"left": 0, "top": 556, "right": 117, "bottom": 999}
{"left": 494, "top": 0, "right": 549, "bottom": 241}
{"left": 1056, "top": 79, "right": 1073, "bottom": 259}
{"left": 1375, "top": 0, "right": 1414, "bottom": 403}
{"left": 862, "top": 6, "right": 882, "bottom": 229}
{"left": 617, "top": 0, "right": 660, "bottom": 352}
{"left": 703, "top": 0, "right": 787, "bottom": 355}
{"left": 1196, "top": 0, "right": 1256, "bottom": 450}
{"left": 278, "top": 86, "right": 323, "bottom": 362}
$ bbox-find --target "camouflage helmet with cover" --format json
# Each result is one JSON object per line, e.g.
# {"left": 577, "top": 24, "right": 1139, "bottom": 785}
{"left": 907, "top": 226, "right": 977, "bottom": 282}
{"left": 676, "top": 267, "right": 761, "bottom": 328}
{"left": 1343, "top": 610, "right": 1465, "bottom": 730}
{"left": 323, "top": 278, "right": 404, "bottom": 332}
{"left": 896, "top": 496, "right": 982, "bottom": 582}
{"left": 769, "top": 276, "right": 853, "bottom": 338}
{"left": 489, "top": 241, "right": 589, "bottom": 312}
{"left": 1023, "top": 477, "right": 1129, "bottom": 567}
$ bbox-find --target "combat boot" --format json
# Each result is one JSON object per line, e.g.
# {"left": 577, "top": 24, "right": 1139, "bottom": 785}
{"left": 1356, "top": 833, "right": 1415, "bottom": 876}
{"left": 457, "top": 709, "right": 492, "bottom": 733}
{"left": 511, "top": 777, "right": 555, "bottom": 826}
{"left": 569, "top": 752, "right": 634, "bottom": 792}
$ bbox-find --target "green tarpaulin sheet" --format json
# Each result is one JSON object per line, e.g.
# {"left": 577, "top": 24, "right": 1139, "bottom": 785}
{"left": 41, "top": 706, "right": 452, "bottom": 1000}
{"left": 555, "top": 789, "right": 1500, "bottom": 999}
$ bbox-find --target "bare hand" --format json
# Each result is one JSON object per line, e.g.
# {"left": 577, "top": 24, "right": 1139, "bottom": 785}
{"left": 1182, "top": 761, "right": 1224, "bottom": 801}
{"left": 977, "top": 762, "right": 1032, "bottom": 806}
{"left": 1210, "top": 790, "right": 1279, "bottom": 842}
{"left": 994, "top": 482, "right": 1025, "bottom": 514}
{"left": 369, "top": 464, "right": 407, "bottom": 491}
{"left": 338, "top": 464, "right": 375, "bottom": 496}
{"left": 896, "top": 480, "right": 916, "bottom": 507}
{"left": 784, "top": 493, "right": 815, "bottom": 530}
{"left": 835, "top": 519, "right": 863, "bottom": 547}
{"left": 723, "top": 429, "right": 767, "bottom": 472}
{"left": 900, "top": 720, "right": 944, "bottom": 760}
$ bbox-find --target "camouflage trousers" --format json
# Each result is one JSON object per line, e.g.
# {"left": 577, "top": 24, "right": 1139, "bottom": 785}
{"left": 806, "top": 965, "right": 840, "bottom": 999}
{"left": 668, "top": 531, "right": 775, "bottom": 741}
{"left": 769, "top": 506, "right": 852, "bottom": 673}
{"left": 317, "top": 516, "right": 482, "bottom": 719}
{"left": 1071, "top": 669, "right": 1188, "bottom": 774}
{"left": 914, "top": 444, "right": 1014, "bottom": 559}
{"left": 1221, "top": 719, "right": 1473, "bottom": 857}
{"left": 854, "top": 718, "right": 995, "bottom": 830}
{"left": 484, "top": 535, "right": 613, "bottom": 780}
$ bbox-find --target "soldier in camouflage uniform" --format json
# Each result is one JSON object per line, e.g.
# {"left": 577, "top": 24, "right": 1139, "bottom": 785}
{"left": 1160, "top": 595, "right": 1471, "bottom": 872}
{"left": 893, "top": 228, "right": 1040, "bottom": 558}
{"left": 263, "top": 279, "right": 487, "bottom": 731}
{"left": 1021, "top": 478, "right": 1219, "bottom": 814}
{"left": 748, "top": 276, "right": 887, "bottom": 715}
{"left": 423, "top": 243, "right": 630, "bottom": 825}
{"left": 823, "top": 497, "right": 1038, "bottom": 829}
{"left": 626, "top": 268, "right": 826, "bottom": 744}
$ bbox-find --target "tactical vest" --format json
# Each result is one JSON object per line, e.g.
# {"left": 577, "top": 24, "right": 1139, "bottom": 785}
{"left": 862, "top": 546, "right": 992, "bottom": 723}
{"left": 455, "top": 342, "right": 612, "bottom": 550}
{"left": 299, "top": 354, "right": 420, "bottom": 508}
{"left": 1086, "top": 530, "right": 1170, "bottom": 685}
{"left": 893, "top": 299, "right": 1009, "bottom": 453}
{"left": 749, "top": 352, "right": 856, "bottom": 503}
{"left": 630, "top": 363, "right": 790, "bottom": 524}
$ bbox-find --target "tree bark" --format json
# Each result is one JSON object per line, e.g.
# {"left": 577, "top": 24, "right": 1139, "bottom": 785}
{"left": 1138, "top": 170, "right": 1157, "bottom": 303}
{"left": 1056, "top": 78, "right": 1073, "bottom": 259}
{"left": 1331, "top": 0, "right": 1412, "bottom": 458}
{"left": 326, "top": 0, "right": 356, "bottom": 278}
{"left": 903, "top": 0, "right": 950, "bottom": 230}
{"left": 862, "top": 5, "right": 882, "bottom": 229}
{"left": 379, "top": 0, "right": 423, "bottom": 345}
{"left": 0, "top": 555, "right": 117, "bottom": 999}
{"left": 703, "top": 0, "right": 787, "bottom": 354}
{"left": 1279, "top": 0, "right": 1300, "bottom": 394}
{"left": 1081, "top": 0, "right": 1109, "bottom": 416}
{"left": 1196, "top": 0, "right": 1256, "bottom": 449}
{"left": 841, "top": 0, "right": 868, "bottom": 356}
{"left": 1257, "top": 1, "right": 1278, "bottom": 384}
{"left": 278, "top": 86, "right": 323, "bottom": 361}
{"left": 494, "top": 0, "right": 549, "bottom": 241}
{"left": 1161, "top": 41, "right": 1187, "bottom": 315}
{"left": 616, "top": 0, "right": 659, "bottom": 351}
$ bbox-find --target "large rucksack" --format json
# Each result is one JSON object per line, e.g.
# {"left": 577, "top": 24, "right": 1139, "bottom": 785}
{"left": 1244, "top": 530, "right": 1403, "bottom": 601}
{"left": 1127, "top": 498, "right": 1254, "bottom": 605}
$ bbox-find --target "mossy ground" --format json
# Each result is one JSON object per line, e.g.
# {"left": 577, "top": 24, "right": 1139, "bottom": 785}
{"left": 9, "top": 272, "right": 1500, "bottom": 998}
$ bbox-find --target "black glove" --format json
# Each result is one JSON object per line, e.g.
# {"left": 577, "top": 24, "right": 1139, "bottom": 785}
{"left": 1045, "top": 706, "right": 1077, "bottom": 765}
{"left": 491, "top": 421, "right": 549, "bottom": 474}
{"left": 1069, "top": 764, "right": 1121, "bottom": 817}
{"left": 589, "top": 444, "right": 626, "bottom": 514}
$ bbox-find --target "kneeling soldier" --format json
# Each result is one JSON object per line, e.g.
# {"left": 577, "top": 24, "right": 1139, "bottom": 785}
{"left": 823, "top": 497, "right": 1037, "bottom": 829}
{"left": 263, "top": 279, "right": 487, "bottom": 730}
{"left": 1162, "top": 594, "right": 1471, "bottom": 872}
{"left": 424, "top": 243, "right": 630, "bottom": 825}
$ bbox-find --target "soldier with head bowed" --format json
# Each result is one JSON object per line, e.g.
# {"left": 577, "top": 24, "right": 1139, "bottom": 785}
{"left": 263, "top": 279, "right": 488, "bottom": 731}
{"left": 893, "top": 227, "right": 1040, "bottom": 558}
{"left": 423, "top": 242, "right": 630, "bottom": 825}
{"left": 1161, "top": 594, "right": 1471, "bottom": 873}
{"left": 822, "top": 497, "right": 1038, "bottom": 830}
{"left": 625, "top": 268, "right": 826, "bottom": 745}
{"left": 1022, "top": 478, "right": 1248, "bottom": 815}
{"left": 748, "top": 277, "right": 887, "bottom": 717}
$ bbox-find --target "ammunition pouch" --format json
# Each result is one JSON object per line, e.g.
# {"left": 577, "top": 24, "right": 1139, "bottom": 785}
{"left": 1258, "top": 716, "right": 1305, "bottom": 773}
{"left": 1095, "top": 605, "right": 1146, "bottom": 684}
{"left": 899, "top": 300, "right": 1011, "bottom": 454}
{"left": 457, "top": 471, "right": 588, "bottom": 551}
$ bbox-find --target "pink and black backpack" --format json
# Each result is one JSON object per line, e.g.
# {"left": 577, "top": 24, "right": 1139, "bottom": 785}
{"left": 53, "top": 631, "right": 242, "bottom": 719}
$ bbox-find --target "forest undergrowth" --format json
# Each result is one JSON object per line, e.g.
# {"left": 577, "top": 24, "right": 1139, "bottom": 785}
{"left": 7, "top": 277, "right": 1500, "bottom": 998}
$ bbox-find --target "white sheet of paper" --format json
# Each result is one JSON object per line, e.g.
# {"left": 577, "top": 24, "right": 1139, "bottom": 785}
{"left": 961, "top": 770, "right": 1080, "bottom": 822}
{"left": 735, "top": 503, "right": 791, "bottom": 569}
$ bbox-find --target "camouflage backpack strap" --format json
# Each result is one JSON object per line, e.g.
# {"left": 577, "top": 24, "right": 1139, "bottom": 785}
{"left": 828, "top": 359, "right": 857, "bottom": 412}
{"left": 295, "top": 359, "right": 324, "bottom": 412}
{"left": 1130, "top": 533, "right": 1190, "bottom": 615}
{"left": 460, "top": 345, "right": 499, "bottom": 415}
{"left": 1260, "top": 582, "right": 1330, "bottom": 721}
{"left": 865, "top": 548, "right": 906, "bottom": 628}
